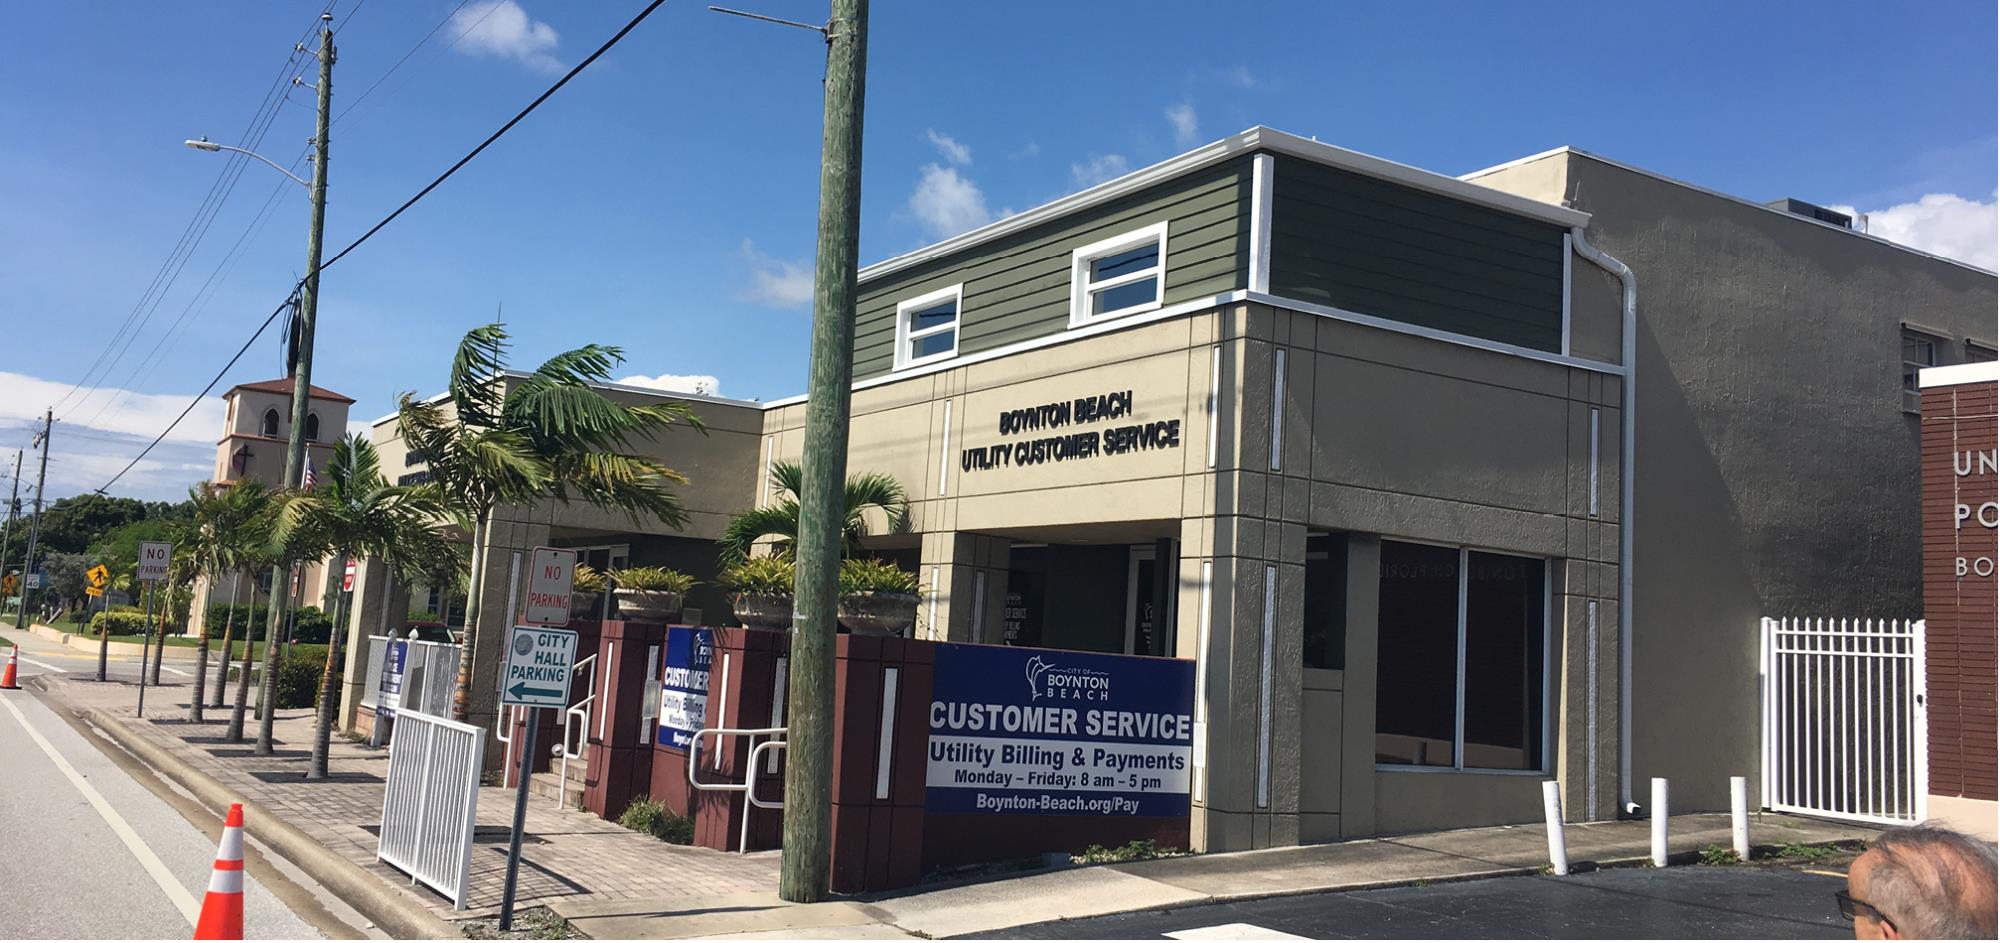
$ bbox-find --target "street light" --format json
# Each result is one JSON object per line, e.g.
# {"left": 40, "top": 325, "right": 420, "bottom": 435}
{"left": 183, "top": 137, "right": 311, "bottom": 190}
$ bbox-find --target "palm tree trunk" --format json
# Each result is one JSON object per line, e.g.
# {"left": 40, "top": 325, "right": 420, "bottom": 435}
{"left": 254, "top": 563, "right": 291, "bottom": 754}
{"left": 188, "top": 560, "right": 219, "bottom": 722}
{"left": 308, "top": 556, "right": 350, "bottom": 780}
{"left": 226, "top": 597, "right": 258, "bottom": 742}
{"left": 210, "top": 575, "right": 238, "bottom": 708}
{"left": 450, "top": 510, "right": 489, "bottom": 722}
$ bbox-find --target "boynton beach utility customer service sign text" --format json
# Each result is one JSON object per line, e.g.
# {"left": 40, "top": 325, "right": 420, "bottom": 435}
{"left": 927, "top": 643, "right": 1195, "bottom": 816}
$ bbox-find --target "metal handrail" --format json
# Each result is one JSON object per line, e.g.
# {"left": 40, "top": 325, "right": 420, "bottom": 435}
{"left": 556, "top": 653, "right": 599, "bottom": 807}
{"left": 688, "top": 726, "right": 788, "bottom": 853}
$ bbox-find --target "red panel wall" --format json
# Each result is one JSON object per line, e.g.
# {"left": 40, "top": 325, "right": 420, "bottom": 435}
{"left": 1920, "top": 379, "right": 1998, "bottom": 802}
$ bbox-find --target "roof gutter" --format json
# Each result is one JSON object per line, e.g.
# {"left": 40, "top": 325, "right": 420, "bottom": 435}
{"left": 1568, "top": 226, "right": 1639, "bottom": 817}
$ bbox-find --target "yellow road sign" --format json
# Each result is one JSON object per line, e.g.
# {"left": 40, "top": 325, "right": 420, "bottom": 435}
{"left": 86, "top": 564, "right": 109, "bottom": 589}
{"left": 1, "top": 572, "right": 16, "bottom": 595}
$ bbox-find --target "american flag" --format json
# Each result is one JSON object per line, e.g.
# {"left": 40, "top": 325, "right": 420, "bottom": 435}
{"left": 302, "top": 461, "right": 318, "bottom": 490}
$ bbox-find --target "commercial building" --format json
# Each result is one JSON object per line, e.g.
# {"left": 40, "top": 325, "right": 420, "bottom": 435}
{"left": 341, "top": 127, "right": 1995, "bottom": 851}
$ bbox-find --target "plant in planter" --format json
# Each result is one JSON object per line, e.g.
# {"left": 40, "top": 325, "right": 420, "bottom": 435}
{"left": 608, "top": 566, "right": 695, "bottom": 622}
{"left": 570, "top": 564, "right": 607, "bottom": 618}
{"left": 836, "top": 558, "right": 921, "bottom": 636}
{"left": 719, "top": 556, "right": 796, "bottom": 630}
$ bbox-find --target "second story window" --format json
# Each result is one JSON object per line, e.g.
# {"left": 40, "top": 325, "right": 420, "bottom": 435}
{"left": 304, "top": 413, "right": 320, "bottom": 441}
{"left": 260, "top": 408, "right": 280, "bottom": 437}
{"left": 1902, "top": 328, "right": 1939, "bottom": 394}
{"left": 1070, "top": 222, "right": 1168, "bottom": 328}
{"left": 894, "top": 284, "right": 961, "bottom": 370}
{"left": 1968, "top": 340, "right": 1997, "bottom": 363}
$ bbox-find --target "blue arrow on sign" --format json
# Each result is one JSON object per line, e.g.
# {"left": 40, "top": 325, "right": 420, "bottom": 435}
{"left": 508, "top": 680, "right": 562, "bottom": 701}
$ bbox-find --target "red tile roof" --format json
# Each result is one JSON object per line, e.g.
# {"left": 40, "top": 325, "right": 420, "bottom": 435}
{"left": 227, "top": 377, "right": 355, "bottom": 404}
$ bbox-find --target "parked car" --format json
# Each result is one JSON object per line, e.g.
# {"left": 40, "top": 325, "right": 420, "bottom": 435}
{"left": 403, "top": 621, "right": 461, "bottom": 644}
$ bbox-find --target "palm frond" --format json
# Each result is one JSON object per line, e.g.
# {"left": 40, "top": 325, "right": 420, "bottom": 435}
{"left": 448, "top": 323, "right": 510, "bottom": 427}
{"left": 718, "top": 501, "right": 800, "bottom": 564}
{"left": 769, "top": 461, "right": 805, "bottom": 501}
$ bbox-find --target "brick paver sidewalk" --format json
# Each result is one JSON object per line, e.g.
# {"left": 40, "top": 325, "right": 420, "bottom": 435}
{"left": 38, "top": 673, "right": 778, "bottom": 921}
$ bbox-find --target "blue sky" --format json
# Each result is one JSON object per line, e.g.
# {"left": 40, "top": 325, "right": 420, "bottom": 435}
{"left": 2, "top": 0, "right": 1994, "bottom": 502}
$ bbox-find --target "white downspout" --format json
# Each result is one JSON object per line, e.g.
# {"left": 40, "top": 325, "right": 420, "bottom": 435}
{"left": 1569, "top": 227, "right": 1639, "bottom": 816}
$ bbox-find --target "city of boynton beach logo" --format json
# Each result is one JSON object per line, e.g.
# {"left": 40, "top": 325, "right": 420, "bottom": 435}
{"left": 1024, "top": 654, "right": 1111, "bottom": 702}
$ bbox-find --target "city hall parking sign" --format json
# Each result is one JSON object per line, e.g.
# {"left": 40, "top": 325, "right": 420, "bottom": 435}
{"left": 926, "top": 643, "right": 1195, "bottom": 816}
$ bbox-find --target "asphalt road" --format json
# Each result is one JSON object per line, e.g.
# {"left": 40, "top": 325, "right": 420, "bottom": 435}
{"left": 0, "top": 625, "right": 350, "bottom": 939}
{"left": 975, "top": 866, "right": 1855, "bottom": 939}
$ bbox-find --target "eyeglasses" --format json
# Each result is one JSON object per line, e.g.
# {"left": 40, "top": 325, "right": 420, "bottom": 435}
{"left": 1834, "top": 890, "right": 1896, "bottom": 932}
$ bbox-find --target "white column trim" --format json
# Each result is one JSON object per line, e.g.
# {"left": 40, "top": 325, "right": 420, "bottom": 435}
{"left": 1249, "top": 153, "right": 1275, "bottom": 294}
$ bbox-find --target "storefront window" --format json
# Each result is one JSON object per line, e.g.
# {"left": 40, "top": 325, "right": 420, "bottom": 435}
{"left": 1302, "top": 533, "right": 1347, "bottom": 670}
{"left": 1375, "top": 540, "right": 1547, "bottom": 772}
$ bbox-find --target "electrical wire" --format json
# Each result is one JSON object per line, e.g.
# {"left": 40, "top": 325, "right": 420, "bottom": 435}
{"left": 92, "top": 0, "right": 675, "bottom": 496}
{"left": 333, "top": 0, "right": 479, "bottom": 126}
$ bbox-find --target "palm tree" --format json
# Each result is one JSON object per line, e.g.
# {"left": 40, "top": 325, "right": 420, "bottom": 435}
{"left": 270, "top": 434, "right": 463, "bottom": 779}
{"left": 186, "top": 481, "right": 269, "bottom": 722}
{"left": 151, "top": 515, "right": 205, "bottom": 685}
{"left": 397, "top": 323, "right": 701, "bottom": 721}
{"left": 226, "top": 513, "right": 315, "bottom": 743}
{"left": 717, "top": 461, "right": 909, "bottom": 564}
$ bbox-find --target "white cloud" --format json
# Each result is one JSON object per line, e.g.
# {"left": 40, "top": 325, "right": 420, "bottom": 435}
{"left": 0, "top": 371, "right": 229, "bottom": 501}
{"left": 738, "top": 240, "right": 814, "bottom": 308}
{"left": 926, "top": 129, "right": 972, "bottom": 166}
{"left": 1829, "top": 193, "right": 1998, "bottom": 271}
{"left": 615, "top": 372, "right": 721, "bottom": 397}
{"left": 1070, "top": 153, "right": 1131, "bottom": 190}
{"left": 1011, "top": 141, "right": 1041, "bottom": 160}
{"left": 1214, "top": 65, "right": 1257, "bottom": 89}
{"left": 909, "top": 163, "right": 995, "bottom": 240}
{"left": 451, "top": 1, "right": 562, "bottom": 74}
{"left": 1166, "top": 102, "right": 1199, "bottom": 149}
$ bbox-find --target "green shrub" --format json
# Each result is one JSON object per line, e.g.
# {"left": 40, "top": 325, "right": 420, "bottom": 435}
{"left": 290, "top": 606, "right": 333, "bottom": 645}
{"left": 1698, "top": 843, "right": 1741, "bottom": 866}
{"left": 271, "top": 651, "right": 325, "bottom": 710}
{"left": 205, "top": 605, "right": 271, "bottom": 641}
{"left": 609, "top": 566, "right": 697, "bottom": 593}
{"left": 571, "top": 564, "right": 607, "bottom": 593}
{"left": 407, "top": 610, "right": 443, "bottom": 624}
{"left": 839, "top": 558, "right": 920, "bottom": 595}
{"left": 1072, "top": 839, "right": 1176, "bottom": 864}
{"left": 616, "top": 795, "right": 695, "bottom": 845}
{"left": 88, "top": 609, "right": 152, "bottom": 637}
{"left": 719, "top": 557, "right": 795, "bottom": 595}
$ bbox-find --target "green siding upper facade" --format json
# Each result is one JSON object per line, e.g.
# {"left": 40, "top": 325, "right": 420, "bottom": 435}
{"left": 849, "top": 145, "right": 1572, "bottom": 381}
{"left": 853, "top": 156, "right": 1253, "bottom": 379}
{"left": 1270, "top": 156, "right": 1568, "bottom": 352}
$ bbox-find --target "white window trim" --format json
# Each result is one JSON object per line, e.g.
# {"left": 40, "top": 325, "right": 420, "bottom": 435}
{"left": 1375, "top": 542, "right": 1554, "bottom": 777}
{"left": 893, "top": 283, "right": 963, "bottom": 371}
{"left": 1069, "top": 221, "right": 1169, "bottom": 328}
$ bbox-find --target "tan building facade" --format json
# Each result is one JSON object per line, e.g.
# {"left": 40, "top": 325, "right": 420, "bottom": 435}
{"left": 341, "top": 127, "right": 1995, "bottom": 852}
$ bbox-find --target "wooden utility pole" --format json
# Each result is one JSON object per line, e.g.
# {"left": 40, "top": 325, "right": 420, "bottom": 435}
{"left": 780, "top": 0, "right": 868, "bottom": 904}
{"left": 13, "top": 412, "right": 51, "bottom": 631}
{"left": 258, "top": 14, "right": 334, "bottom": 755}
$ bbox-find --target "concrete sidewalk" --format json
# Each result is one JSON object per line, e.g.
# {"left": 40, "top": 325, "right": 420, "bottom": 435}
{"left": 29, "top": 666, "right": 779, "bottom": 936}
{"left": 550, "top": 812, "right": 1874, "bottom": 939}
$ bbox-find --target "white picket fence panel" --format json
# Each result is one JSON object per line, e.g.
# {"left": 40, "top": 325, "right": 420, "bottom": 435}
{"left": 1761, "top": 617, "right": 1927, "bottom": 826}
{"left": 378, "top": 709, "right": 484, "bottom": 909}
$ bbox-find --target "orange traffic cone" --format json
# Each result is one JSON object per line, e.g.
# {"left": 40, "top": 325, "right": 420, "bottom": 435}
{"left": 1, "top": 644, "right": 19, "bottom": 690}
{"left": 194, "top": 803, "right": 246, "bottom": 940}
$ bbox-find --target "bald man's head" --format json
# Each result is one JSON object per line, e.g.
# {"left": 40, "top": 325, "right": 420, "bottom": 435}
{"left": 1849, "top": 823, "right": 1998, "bottom": 939}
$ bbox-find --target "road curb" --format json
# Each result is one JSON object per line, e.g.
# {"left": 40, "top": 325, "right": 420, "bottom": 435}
{"left": 74, "top": 704, "right": 459, "bottom": 940}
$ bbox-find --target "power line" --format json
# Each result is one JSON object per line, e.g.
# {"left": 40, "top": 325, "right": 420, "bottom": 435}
{"left": 93, "top": 0, "right": 675, "bottom": 496}
{"left": 333, "top": 0, "right": 480, "bottom": 126}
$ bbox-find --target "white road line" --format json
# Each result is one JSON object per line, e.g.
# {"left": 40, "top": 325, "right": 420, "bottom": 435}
{"left": 158, "top": 664, "right": 192, "bottom": 677}
{"left": 1166, "top": 924, "right": 1309, "bottom": 940}
{"left": 19, "top": 655, "right": 63, "bottom": 671}
{"left": 0, "top": 695, "right": 202, "bottom": 925}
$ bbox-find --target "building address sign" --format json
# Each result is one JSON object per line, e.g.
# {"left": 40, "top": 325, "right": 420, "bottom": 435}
{"left": 961, "top": 389, "right": 1181, "bottom": 472}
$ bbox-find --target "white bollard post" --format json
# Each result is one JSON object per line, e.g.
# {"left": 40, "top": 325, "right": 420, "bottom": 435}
{"left": 1541, "top": 780, "right": 1570, "bottom": 876}
{"left": 1650, "top": 777, "right": 1670, "bottom": 867}
{"left": 1730, "top": 776, "right": 1750, "bottom": 861}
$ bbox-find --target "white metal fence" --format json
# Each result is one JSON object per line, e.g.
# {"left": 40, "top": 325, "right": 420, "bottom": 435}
{"left": 1761, "top": 617, "right": 1927, "bottom": 826}
{"left": 378, "top": 709, "right": 484, "bottom": 909}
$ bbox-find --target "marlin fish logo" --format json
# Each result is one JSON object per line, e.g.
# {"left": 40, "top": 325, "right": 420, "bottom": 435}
{"left": 1025, "top": 655, "right": 1050, "bottom": 700}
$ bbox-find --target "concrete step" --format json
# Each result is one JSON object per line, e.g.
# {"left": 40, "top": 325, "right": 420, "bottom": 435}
{"left": 528, "top": 769, "right": 587, "bottom": 807}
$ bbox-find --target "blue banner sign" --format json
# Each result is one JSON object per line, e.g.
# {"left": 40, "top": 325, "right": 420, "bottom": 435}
{"left": 926, "top": 642, "right": 1195, "bottom": 817}
{"left": 656, "top": 627, "right": 714, "bottom": 750}
{"left": 378, "top": 640, "right": 407, "bottom": 718}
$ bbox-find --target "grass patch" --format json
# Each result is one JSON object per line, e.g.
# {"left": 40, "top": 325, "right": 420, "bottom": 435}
{"left": 459, "top": 907, "right": 579, "bottom": 940}
{"left": 1698, "top": 843, "right": 1742, "bottom": 866}
{"left": 616, "top": 795, "right": 694, "bottom": 845}
{"left": 1073, "top": 839, "right": 1179, "bottom": 865}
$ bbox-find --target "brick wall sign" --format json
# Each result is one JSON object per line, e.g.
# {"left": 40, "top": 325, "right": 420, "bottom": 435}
{"left": 1920, "top": 366, "right": 1998, "bottom": 803}
{"left": 656, "top": 627, "right": 714, "bottom": 751}
{"left": 926, "top": 642, "right": 1195, "bottom": 816}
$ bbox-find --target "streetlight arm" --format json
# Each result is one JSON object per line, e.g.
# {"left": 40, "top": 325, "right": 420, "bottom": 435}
{"left": 184, "top": 139, "right": 310, "bottom": 190}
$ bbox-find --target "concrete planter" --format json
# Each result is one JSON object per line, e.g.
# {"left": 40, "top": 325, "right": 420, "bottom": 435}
{"left": 838, "top": 592, "right": 919, "bottom": 636}
{"left": 613, "top": 588, "right": 682, "bottom": 623}
{"left": 729, "top": 593, "right": 794, "bottom": 630}
{"left": 570, "top": 591, "right": 603, "bottom": 620}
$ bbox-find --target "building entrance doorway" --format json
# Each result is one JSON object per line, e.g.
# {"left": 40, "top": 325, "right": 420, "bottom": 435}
{"left": 1004, "top": 538, "right": 1176, "bottom": 656}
